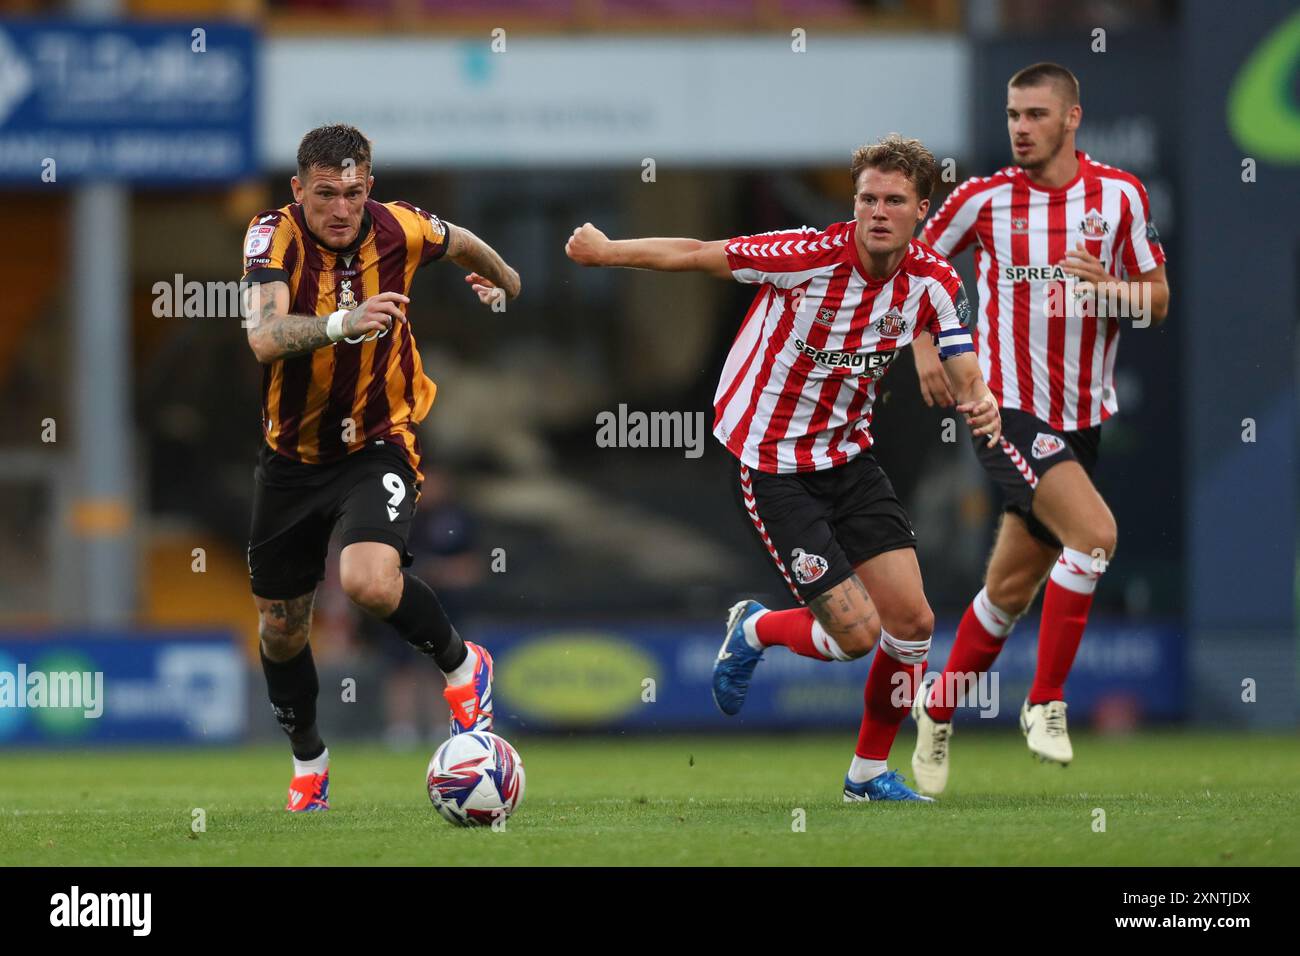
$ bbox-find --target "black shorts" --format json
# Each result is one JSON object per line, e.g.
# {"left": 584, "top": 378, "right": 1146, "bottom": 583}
{"left": 247, "top": 441, "right": 420, "bottom": 600}
{"left": 734, "top": 453, "right": 917, "bottom": 605}
{"left": 975, "top": 407, "right": 1101, "bottom": 548}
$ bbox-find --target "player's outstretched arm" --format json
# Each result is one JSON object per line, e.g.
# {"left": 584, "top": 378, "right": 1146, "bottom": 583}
{"left": 444, "top": 223, "right": 522, "bottom": 304}
{"left": 244, "top": 280, "right": 407, "bottom": 364}
{"left": 945, "top": 352, "right": 1001, "bottom": 447}
{"left": 565, "top": 223, "right": 732, "bottom": 278}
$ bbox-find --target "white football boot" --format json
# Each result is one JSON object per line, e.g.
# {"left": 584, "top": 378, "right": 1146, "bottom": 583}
{"left": 910, "top": 697, "right": 953, "bottom": 794}
{"left": 1020, "top": 698, "right": 1073, "bottom": 765}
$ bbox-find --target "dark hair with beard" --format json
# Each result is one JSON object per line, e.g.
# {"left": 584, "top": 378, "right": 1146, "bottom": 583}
{"left": 849, "top": 133, "right": 938, "bottom": 202}
{"left": 1008, "top": 62, "right": 1080, "bottom": 106}
{"left": 296, "top": 123, "right": 372, "bottom": 181}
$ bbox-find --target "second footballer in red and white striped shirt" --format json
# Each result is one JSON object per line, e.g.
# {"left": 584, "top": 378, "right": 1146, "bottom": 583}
{"left": 910, "top": 63, "right": 1170, "bottom": 791}
{"left": 567, "top": 134, "right": 1000, "bottom": 802}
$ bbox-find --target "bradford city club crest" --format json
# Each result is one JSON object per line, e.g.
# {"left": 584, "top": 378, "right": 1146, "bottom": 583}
{"left": 790, "top": 547, "right": 829, "bottom": 586}
{"left": 338, "top": 279, "right": 358, "bottom": 310}
{"left": 876, "top": 307, "right": 907, "bottom": 337}
{"left": 815, "top": 306, "right": 836, "bottom": 326}
{"left": 1078, "top": 210, "right": 1110, "bottom": 239}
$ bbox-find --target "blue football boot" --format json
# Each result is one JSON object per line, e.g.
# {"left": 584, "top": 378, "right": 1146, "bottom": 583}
{"left": 712, "top": 600, "right": 767, "bottom": 716}
{"left": 843, "top": 770, "right": 935, "bottom": 803}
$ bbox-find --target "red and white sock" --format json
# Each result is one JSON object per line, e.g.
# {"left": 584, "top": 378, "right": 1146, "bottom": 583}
{"left": 1029, "top": 547, "right": 1102, "bottom": 704}
{"left": 855, "top": 629, "right": 930, "bottom": 760}
{"left": 925, "top": 587, "right": 1018, "bottom": 722}
{"left": 752, "top": 608, "right": 851, "bottom": 661}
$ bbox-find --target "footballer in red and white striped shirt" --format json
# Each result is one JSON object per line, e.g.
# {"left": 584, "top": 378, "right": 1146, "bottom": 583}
{"left": 567, "top": 134, "right": 1000, "bottom": 802}
{"left": 921, "top": 143, "right": 1165, "bottom": 431}
{"left": 911, "top": 64, "right": 1171, "bottom": 792}
{"left": 715, "top": 225, "right": 974, "bottom": 473}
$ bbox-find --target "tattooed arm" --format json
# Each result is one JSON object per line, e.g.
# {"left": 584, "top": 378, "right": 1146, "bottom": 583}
{"left": 444, "top": 223, "right": 522, "bottom": 304}
{"left": 243, "top": 280, "right": 408, "bottom": 364}
{"left": 243, "top": 280, "right": 327, "bottom": 362}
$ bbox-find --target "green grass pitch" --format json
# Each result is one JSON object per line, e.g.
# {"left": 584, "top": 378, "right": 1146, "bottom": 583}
{"left": 1, "top": 732, "right": 1296, "bottom": 866}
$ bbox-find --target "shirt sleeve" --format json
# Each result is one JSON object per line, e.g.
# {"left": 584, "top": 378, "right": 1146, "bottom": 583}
{"left": 927, "top": 274, "right": 975, "bottom": 360}
{"left": 723, "top": 225, "right": 844, "bottom": 289}
{"left": 921, "top": 180, "right": 984, "bottom": 258}
{"left": 1115, "top": 178, "right": 1166, "bottom": 278}
{"left": 241, "top": 211, "right": 297, "bottom": 284}
{"left": 393, "top": 201, "right": 451, "bottom": 268}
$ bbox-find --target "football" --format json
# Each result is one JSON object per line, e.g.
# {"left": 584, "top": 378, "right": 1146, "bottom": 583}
{"left": 426, "top": 731, "right": 526, "bottom": 827}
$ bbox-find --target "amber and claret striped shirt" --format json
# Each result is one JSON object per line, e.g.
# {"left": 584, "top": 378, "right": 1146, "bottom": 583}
{"left": 241, "top": 199, "right": 449, "bottom": 480}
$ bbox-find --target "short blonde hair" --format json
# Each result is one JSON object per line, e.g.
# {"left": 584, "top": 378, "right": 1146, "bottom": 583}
{"left": 850, "top": 133, "right": 938, "bottom": 201}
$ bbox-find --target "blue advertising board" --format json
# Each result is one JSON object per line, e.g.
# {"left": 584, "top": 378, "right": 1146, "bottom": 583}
{"left": 473, "top": 617, "right": 1185, "bottom": 732}
{"left": 0, "top": 633, "right": 247, "bottom": 745}
{"left": 0, "top": 19, "right": 257, "bottom": 183}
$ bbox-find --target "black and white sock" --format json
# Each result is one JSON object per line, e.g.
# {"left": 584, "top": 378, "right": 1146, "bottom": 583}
{"left": 260, "top": 642, "right": 325, "bottom": 762}
{"left": 385, "top": 572, "right": 475, "bottom": 684}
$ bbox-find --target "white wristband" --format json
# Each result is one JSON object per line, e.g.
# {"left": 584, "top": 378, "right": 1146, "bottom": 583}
{"left": 326, "top": 308, "right": 348, "bottom": 342}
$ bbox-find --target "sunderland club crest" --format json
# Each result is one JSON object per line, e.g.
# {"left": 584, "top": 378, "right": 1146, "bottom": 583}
{"left": 790, "top": 548, "right": 829, "bottom": 586}
{"left": 815, "top": 306, "right": 837, "bottom": 327}
{"left": 1031, "top": 433, "right": 1066, "bottom": 459}
{"left": 1078, "top": 210, "right": 1110, "bottom": 239}
{"left": 876, "top": 307, "right": 907, "bottom": 337}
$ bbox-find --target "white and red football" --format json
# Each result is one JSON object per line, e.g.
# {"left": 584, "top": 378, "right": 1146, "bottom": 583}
{"left": 426, "top": 731, "right": 525, "bottom": 827}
